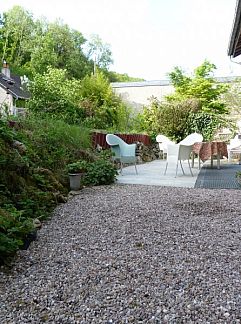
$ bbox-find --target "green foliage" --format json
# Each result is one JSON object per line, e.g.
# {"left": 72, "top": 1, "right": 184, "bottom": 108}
{"left": 0, "top": 116, "right": 94, "bottom": 262}
{"left": 27, "top": 67, "right": 85, "bottom": 124}
{"left": 0, "top": 119, "right": 14, "bottom": 142}
{"left": 27, "top": 67, "right": 132, "bottom": 130}
{"left": 112, "top": 102, "right": 133, "bottom": 132}
{"left": 0, "top": 6, "right": 92, "bottom": 79}
{"left": 106, "top": 70, "right": 145, "bottom": 82}
{"left": 167, "top": 60, "right": 229, "bottom": 114}
{"left": 185, "top": 112, "right": 225, "bottom": 141}
{"left": 136, "top": 61, "right": 231, "bottom": 141}
{"left": 0, "top": 5, "right": 146, "bottom": 84}
{"left": 79, "top": 70, "right": 131, "bottom": 130}
{"left": 17, "top": 115, "right": 91, "bottom": 173}
{"left": 67, "top": 160, "right": 88, "bottom": 174}
{"left": 137, "top": 97, "right": 201, "bottom": 142}
{"left": 83, "top": 151, "right": 118, "bottom": 186}
{"left": 0, "top": 6, "right": 35, "bottom": 74}
{"left": 0, "top": 206, "right": 34, "bottom": 263}
{"left": 30, "top": 20, "right": 92, "bottom": 79}
{"left": 222, "top": 77, "right": 241, "bottom": 115}
{"left": 141, "top": 97, "right": 161, "bottom": 134}
{"left": 85, "top": 34, "right": 113, "bottom": 70}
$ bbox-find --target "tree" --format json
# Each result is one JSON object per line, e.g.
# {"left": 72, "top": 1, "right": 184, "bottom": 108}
{"left": 138, "top": 97, "right": 201, "bottom": 141}
{"left": 106, "top": 70, "right": 145, "bottom": 82}
{"left": 167, "top": 60, "right": 229, "bottom": 115}
{"left": 136, "top": 61, "right": 231, "bottom": 141}
{"left": 0, "top": 6, "right": 35, "bottom": 74}
{"left": 222, "top": 77, "right": 241, "bottom": 115}
{"left": 79, "top": 70, "right": 120, "bottom": 128}
{"left": 85, "top": 34, "right": 113, "bottom": 72}
{"left": 29, "top": 20, "right": 92, "bottom": 79}
{"left": 0, "top": 6, "right": 92, "bottom": 79}
{"left": 27, "top": 67, "right": 84, "bottom": 124}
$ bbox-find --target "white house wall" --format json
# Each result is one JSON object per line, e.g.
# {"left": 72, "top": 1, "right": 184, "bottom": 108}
{"left": 112, "top": 77, "right": 241, "bottom": 115}
{"left": 112, "top": 83, "right": 174, "bottom": 112}
{"left": 111, "top": 77, "right": 241, "bottom": 137}
{"left": 0, "top": 87, "right": 13, "bottom": 115}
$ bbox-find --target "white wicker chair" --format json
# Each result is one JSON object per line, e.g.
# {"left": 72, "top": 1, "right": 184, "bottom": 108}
{"left": 227, "top": 134, "right": 241, "bottom": 162}
{"left": 164, "top": 143, "right": 194, "bottom": 177}
{"left": 180, "top": 133, "right": 203, "bottom": 169}
{"left": 164, "top": 133, "right": 203, "bottom": 177}
{"left": 156, "top": 134, "right": 175, "bottom": 159}
{"left": 106, "top": 134, "right": 137, "bottom": 174}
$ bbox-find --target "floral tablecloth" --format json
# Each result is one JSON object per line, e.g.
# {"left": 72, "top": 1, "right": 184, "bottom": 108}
{"left": 192, "top": 141, "right": 228, "bottom": 162}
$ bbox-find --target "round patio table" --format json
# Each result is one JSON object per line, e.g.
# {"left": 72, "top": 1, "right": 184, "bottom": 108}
{"left": 192, "top": 141, "right": 228, "bottom": 169}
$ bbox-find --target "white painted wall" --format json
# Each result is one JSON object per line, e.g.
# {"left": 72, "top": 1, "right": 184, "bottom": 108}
{"left": 111, "top": 77, "right": 241, "bottom": 113}
{"left": 112, "top": 81, "right": 174, "bottom": 112}
{"left": 111, "top": 78, "right": 241, "bottom": 137}
{"left": 0, "top": 87, "right": 13, "bottom": 115}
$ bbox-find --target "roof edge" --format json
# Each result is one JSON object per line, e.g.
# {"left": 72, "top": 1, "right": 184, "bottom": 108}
{"left": 228, "top": 0, "right": 241, "bottom": 57}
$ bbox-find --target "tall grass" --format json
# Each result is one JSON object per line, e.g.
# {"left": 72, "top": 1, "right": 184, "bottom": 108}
{"left": 17, "top": 115, "right": 91, "bottom": 173}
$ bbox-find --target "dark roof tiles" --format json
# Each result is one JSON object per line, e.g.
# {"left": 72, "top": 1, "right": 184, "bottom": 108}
{"left": 0, "top": 73, "right": 30, "bottom": 99}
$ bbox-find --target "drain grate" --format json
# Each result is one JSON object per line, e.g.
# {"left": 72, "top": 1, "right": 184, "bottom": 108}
{"left": 195, "top": 163, "right": 241, "bottom": 189}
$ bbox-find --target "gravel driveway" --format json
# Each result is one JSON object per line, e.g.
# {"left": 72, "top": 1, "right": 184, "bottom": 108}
{"left": 1, "top": 184, "right": 241, "bottom": 323}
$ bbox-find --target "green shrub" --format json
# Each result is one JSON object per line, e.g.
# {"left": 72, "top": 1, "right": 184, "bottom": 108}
{"left": 27, "top": 67, "right": 85, "bottom": 124}
{"left": 0, "top": 114, "right": 117, "bottom": 263}
{"left": 0, "top": 206, "right": 33, "bottom": 264}
{"left": 66, "top": 160, "right": 88, "bottom": 174}
{"left": 185, "top": 112, "right": 226, "bottom": 141}
{"left": 80, "top": 70, "right": 132, "bottom": 130}
{"left": 0, "top": 119, "right": 14, "bottom": 142}
{"left": 0, "top": 116, "right": 91, "bottom": 263}
{"left": 137, "top": 97, "right": 201, "bottom": 142}
{"left": 83, "top": 151, "right": 117, "bottom": 185}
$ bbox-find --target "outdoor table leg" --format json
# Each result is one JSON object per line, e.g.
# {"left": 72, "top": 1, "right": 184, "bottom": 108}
{"left": 211, "top": 155, "right": 213, "bottom": 168}
{"left": 217, "top": 153, "right": 220, "bottom": 169}
{"left": 192, "top": 153, "right": 194, "bottom": 167}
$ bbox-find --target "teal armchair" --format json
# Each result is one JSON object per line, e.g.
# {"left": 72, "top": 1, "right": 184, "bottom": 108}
{"left": 106, "top": 134, "right": 138, "bottom": 174}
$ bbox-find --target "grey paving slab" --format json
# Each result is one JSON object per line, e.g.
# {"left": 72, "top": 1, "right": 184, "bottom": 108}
{"left": 116, "top": 159, "right": 200, "bottom": 188}
{"left": 117, "top": 158, "right": 241, "bottom": 189}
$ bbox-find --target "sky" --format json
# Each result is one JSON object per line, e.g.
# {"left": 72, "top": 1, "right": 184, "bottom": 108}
{"left": 1, "top": 0, "right": 240, "bottom": 80}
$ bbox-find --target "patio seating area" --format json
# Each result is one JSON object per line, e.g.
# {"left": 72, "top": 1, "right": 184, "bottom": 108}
{"left": 116, "top": 158, "right": 241, "bottom": 189}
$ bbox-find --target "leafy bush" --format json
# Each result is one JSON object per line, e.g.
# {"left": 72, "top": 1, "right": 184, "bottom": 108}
{"left": 0, "top": 116, "right": 92, "bottom": 263}
{"left": 137, "top": 97, "right": 201, "bottom": 142}
{"left": 67, "top": 160, "right": 88, "bottom": 174}
{"left": 79, "top": 70, "right": 132, "bottom": 130}
{"left": 27, "top": 67, "right": 132, "bottom": 131}
{"left": 185, "top": 112, "right": 228, "bottom": 141}
{"left": 0, "top": 119, "right": 14, "bottom": 142}
{"left": 83, "top": 151, "right": 118, "bottom": 185}
{"left": 133, "top": 61, "right": 231, "bottom": 141}
{"left": 0, "top": 206, "right": 34, "bottom": 264}
{"left": 27, "top": 67, "right": 85, "bottom": 124}
{"left": 167, "top": 60, "right": 229, "bottom": 114}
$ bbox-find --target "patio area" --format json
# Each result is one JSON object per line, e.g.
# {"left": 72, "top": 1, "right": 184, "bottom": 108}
{"left": 116, "top": 158, "right": 241, "bottom": 189}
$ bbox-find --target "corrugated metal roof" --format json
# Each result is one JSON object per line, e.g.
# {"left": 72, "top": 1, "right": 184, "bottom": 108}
{"left": 111, "top": 80, "right": 171, "bottom": 88}
{"left": 111, "top": 76, "right": 241, "bottom": 88}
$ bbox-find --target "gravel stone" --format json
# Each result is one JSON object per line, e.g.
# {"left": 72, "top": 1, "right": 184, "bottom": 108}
{"left": 1, "top": 184, "right": 241, "bottom": 323}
